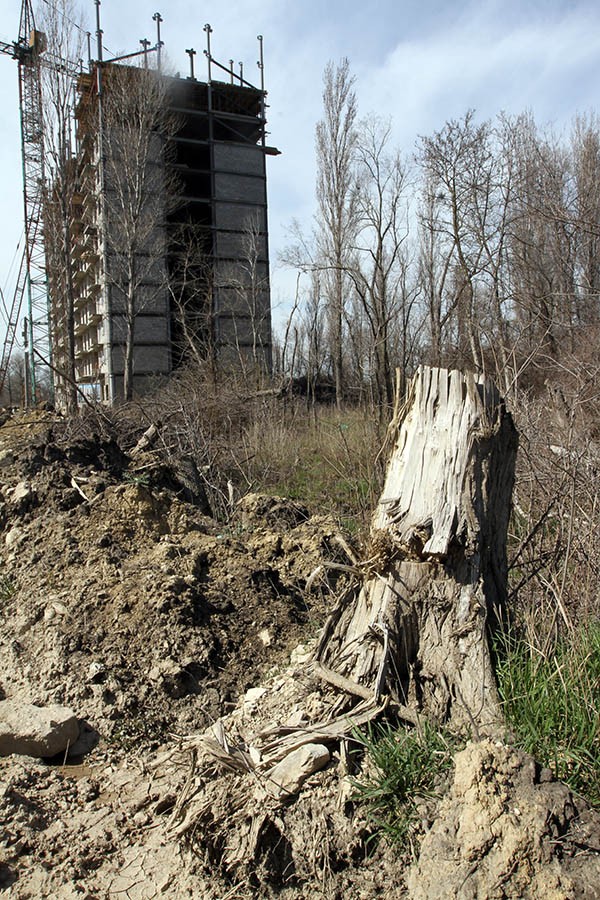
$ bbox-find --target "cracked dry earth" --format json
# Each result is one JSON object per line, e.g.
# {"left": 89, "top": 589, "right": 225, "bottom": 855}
{"left": 0, "top": 410, "right": 599, "bottom": 898}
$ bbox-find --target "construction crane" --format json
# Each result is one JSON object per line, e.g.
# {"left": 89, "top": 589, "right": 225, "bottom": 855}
{"left": 0, "top": 0, "right": 78, "bottom": 405}
{"left": 0, "top": 1, "right": 162, "bottom": 407}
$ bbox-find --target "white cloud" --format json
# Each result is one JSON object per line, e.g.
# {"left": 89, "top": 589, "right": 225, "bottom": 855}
{"left": 359, "top": 3, "right": 600, "bottom": 151}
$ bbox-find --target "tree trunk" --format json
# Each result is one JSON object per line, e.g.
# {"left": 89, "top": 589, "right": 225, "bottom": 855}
{"left": 317, "top": 365, "right": 517, "bottom": 733}
{"left": 124, "top": 260, "right": 136, "bottom": 402}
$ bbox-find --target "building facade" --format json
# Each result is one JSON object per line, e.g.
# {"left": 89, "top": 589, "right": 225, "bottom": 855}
{"left": 49, "top": 61, "right": 274, "bottom": 405}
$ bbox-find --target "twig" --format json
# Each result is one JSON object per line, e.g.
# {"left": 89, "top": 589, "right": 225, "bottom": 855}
{"left": 312, "top": 661, "right": 372, "bottom": 700}
{"left": 70, "top": 477, "right": 91, "bottom": 503}
{"left": 166, "top": 748, "right": 198, "bottom": 830}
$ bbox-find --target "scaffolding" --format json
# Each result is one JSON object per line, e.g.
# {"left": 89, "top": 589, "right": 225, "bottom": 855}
{"left": 0, "top": 1, "right": 277, "bottom": 406}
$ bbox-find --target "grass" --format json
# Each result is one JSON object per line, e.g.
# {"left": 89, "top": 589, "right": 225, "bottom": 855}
{"left": 496, "top": 623, "right": 600, "bottom": 805}
{"left": 122, "top": 471, "right": 151, "bottom": 487}
{"left": 242, "top": 407, "right": 385, "bottom": 533}
{"left": 122, "top": 371, "right": 388, "bottom": 531}
{"left": 0, "top": 574, "right": 15, "bottom": 602}
{"left": 352, "top": 721, "right": 459, "bottom": 849}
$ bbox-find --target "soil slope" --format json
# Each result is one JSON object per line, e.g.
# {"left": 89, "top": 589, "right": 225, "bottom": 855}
{"left": 0, "top": 410, "right": 599, "bottom": 899}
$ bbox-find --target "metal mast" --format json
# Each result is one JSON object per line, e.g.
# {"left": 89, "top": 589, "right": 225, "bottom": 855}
{"left": 0, "top": 0, "right": 80, "bottom": 404}
{"left": 0, "top": 1, "right": 46, "bottom": 403}
{"left": 16, "top": 0, "right": 48, "bottom": 404}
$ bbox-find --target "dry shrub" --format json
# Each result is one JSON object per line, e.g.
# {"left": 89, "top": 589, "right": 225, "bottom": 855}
{"left": 61, "top": 365, "right": 387, "bottom": 532}
{"left": 509, "top": 354, "right": 600, "bottom": 642}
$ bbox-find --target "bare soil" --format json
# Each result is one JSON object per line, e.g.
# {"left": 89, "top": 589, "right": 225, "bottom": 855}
{"left": 0, "top": 410, "right": 599, "bottom": 899}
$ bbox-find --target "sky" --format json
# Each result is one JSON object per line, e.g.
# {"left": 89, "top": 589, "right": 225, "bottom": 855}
{"left": 1, "top": 0, "right": 600, "bottom": 345}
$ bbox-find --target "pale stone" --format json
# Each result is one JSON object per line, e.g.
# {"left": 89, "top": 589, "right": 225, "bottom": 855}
{"left": 290, "top": 644, "right": 311, "bottom": 665}
{"left": 248, "top": 745, "right": 262, "bottom": 765}
{"left": 0, "top": 700, "right": 80, "bottom": 758}
{"left": 88, "top": 661, "right": 106, "bottom": 682}
{"left": 243, "top": 687, "right": 267, "bottom": 708}
{"left": 0, "top": 449, "right": 15, "bottom": 468}
{"left": 265, "top": 743, "right": 330, "bottom": 800}
{"left": 12, "top": 481, "right": 34, "bottom": 503}
{"left": 5, "top": 526, "right": 22, "bottom": 549}
{"left": 67, "top": 720, "right": 99, "bottom": 758}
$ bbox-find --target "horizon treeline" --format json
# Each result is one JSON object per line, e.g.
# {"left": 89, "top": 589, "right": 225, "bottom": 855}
{"left": 277, "top": 59, "right": 600, "bottom": 411}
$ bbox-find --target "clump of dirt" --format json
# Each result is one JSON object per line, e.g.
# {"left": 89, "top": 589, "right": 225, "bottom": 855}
{"left": 407, "top": 739, "right": 600, "bottom": 899}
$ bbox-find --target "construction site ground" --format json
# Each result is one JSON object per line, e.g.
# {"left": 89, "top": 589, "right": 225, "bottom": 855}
{"left": 0, "top": 409, "right": 599, "bottom": 899}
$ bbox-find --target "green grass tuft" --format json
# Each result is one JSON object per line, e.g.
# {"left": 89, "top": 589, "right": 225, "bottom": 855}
{"left": 352, "top": 721, "right": 459, "bottom": 848}
{"left": 0, "top": 574, "right": 15, "bottom": 602}
{"left": 496, "top": 624, "right": 600, "bottom": 805}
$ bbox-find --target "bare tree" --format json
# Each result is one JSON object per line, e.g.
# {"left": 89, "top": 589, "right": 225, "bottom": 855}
{"left": 416, "top": 170, "right": 456, "bottom": 366}
{"left": 40, "top": 0, "right": 84, "bottom": 412}
{"left": 297, "top": 269, "right": 328, "bottom": 404}
{"left": 569, "top": 113, "right": 600, "bottom": 327}
{"left": 418, "top": 111, "right": 493, "bottom": 370}
{"left": 0, "top": 352, "right": 26, "bottom": 407}
{"left": 216, "top": 214, "right": 272, "bottom": 388}
{"left": 416, "top": 111, "right": 523, "bottom": 390}
{"left": 168, "top": 222, "right": 215, "bottom": 374}
{"left": 290, "top": 99, "right": 600, "bottom": 406}
{"left": 315, "top": 58, "right": 359, "bottom": 407}
{"left": 506, "top": 115, "right": 576, "bottom": 369}
{"left": 100, "top": 64, "right": 179, "bottom": 400}
{"left": 349, "top": 117, "right": 413, "bottom": 412}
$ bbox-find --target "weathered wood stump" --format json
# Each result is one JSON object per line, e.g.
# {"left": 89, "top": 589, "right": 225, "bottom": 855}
{"left": 164, "top": 367, "right": 518, "bottom": 875}
{"left": 316, "top": 366, "right": 517, "bottom": 732}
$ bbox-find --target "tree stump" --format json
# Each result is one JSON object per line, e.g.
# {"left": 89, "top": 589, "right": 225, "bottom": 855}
{"left": 317, "top": 366, "right": 518, "bottom": 732}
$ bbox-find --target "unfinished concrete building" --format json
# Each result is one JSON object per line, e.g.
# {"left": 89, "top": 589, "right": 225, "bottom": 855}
{"left": 49, "top": 48, "right": 275, "bottom": 404}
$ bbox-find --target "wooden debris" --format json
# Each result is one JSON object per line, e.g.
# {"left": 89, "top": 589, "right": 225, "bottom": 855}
{"left": 131, "top": 423, "right": 159, "bottom": 457}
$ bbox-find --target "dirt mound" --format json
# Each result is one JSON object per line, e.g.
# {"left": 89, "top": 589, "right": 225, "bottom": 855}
{"left": 0, "top": 412, "right": 352, "bottom": 753}
{"left": 1, "top": 409, "right": 600, "bottom": 899}
{"left": 407, "top": 739, "right": 600, "bottom": 899}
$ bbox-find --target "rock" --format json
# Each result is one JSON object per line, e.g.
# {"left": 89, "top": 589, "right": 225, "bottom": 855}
{"left": 67, "top": 720, "right": 100, "bottom": 758}
{"left": 290, "top": 644, "right": 311, "bottom": 665}
{"left": 5, "top": 526, "right": 23, "bottom": 549}
{"left": 6, "top": 480, "right": 37, "bottom": 515}
{"left": 258, "top": 628, "right": 272, "bottom": 647}
{"left": 44, "top": 601, "right": 68, "bottom": 623}
{"left": 243, "top": 687, "right": 267, "bottom": 709}
{"left": 0, "top": 700, "right": 80, "bottom": 758}
{"left": 12, "top": 481, "right": 35, "bottom": 503}
{"left": 88, "top": 661, "right": 106, "bottom": 683}
{"left": 0, "top": 449, "right": 15, "bottom": 468}
{"left": 265, "top": 743, "right": 330, "bottom": 800}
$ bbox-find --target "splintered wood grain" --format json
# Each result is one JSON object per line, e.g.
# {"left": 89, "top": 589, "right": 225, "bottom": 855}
{"left": 319, "top": 366, "right": 518, "bottom": 733}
